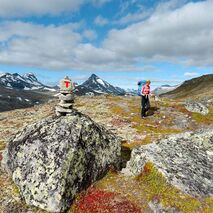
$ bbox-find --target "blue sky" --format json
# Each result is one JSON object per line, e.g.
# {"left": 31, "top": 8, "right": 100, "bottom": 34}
{"left": 0, "top": 0, "right": 213, "bottom": 89}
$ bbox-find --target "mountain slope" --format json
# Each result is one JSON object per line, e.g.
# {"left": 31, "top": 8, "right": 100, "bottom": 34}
{"left": 161, "top": 74, "right": 213, "bottom": 99}
{"left": 0, "top": 85, "right": 55, "bottom": 112}
{"left": 73, "top": 85, "right": 101, "bottom": 96}
{"left": 81, "top": 74, "right": 126, "bottom": 95}
{"left": 0, "top": 72, "right": 56, "bottom": 91}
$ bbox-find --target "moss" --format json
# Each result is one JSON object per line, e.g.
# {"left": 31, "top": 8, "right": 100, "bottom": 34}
{"left": 12, "top": 184, "right": 20, "bottom": 196}
{"left": 0, "top": 141, "right": 6, "bottom": 151}
{"left": 191, "top": 107, "right": 213, "bottom": 123}
{"left": 122, "top": 136, "right": 152, "bottom": 150}
{"left": 136, "top": 162, "right": 211, "bottom": 213}
{"left": 110, "top": 105, "right": 128, "bottom": 117}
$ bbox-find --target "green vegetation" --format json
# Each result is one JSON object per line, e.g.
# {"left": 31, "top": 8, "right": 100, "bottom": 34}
{"left": 122, "top": 136, "right": 152, "bottom": 150}
{"left": 191, "top": 107, "right": 213, "bottom": 123}
{"left": 95, "top": 163, "right": 213, "bottom": 213}
{"left": 136, "top": 162, "right": 208, "bottom": 213}
{"left": 109, "top": 98, "right": 181, "bottom": 150}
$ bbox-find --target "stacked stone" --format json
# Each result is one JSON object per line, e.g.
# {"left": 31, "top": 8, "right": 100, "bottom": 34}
{"left": 55, "top": 76, "right": 75, "bottom": 116}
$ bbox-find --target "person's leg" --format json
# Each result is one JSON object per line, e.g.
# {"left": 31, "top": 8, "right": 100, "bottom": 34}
{"left": 145, "top": 97, "right": 150, "bottom": 113}
{"left": 141, "top": 96, "right": 146, "bottom": 117}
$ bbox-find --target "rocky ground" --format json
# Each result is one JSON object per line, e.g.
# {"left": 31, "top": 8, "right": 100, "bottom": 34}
{"left": 0, "top": 96, "right": 213, "bottom": 212}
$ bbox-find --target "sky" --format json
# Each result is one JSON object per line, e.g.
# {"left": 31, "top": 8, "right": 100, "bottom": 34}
{"left": 0, "top": 0, "right": 213, "bottom": 89}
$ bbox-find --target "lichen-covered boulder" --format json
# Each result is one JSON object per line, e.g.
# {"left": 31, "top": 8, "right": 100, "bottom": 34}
{"left": 185, "top": 102, "right": 209, "bottom": 115}
{"left": 1, "top": 110, "right": 121, "bottom": 212}
{"left": 126, "top": 129, "right": 213, "bottom": 197}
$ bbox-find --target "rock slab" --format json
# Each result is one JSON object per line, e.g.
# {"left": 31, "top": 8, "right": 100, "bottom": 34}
{"left": 1, "top": 110, "right": 121, "bottom": 212}
{"left": 126, "top": 130, "right": 213, "bottom": 197}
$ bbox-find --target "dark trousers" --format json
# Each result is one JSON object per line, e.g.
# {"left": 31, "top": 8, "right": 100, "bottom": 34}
{"left": 141, "top": 95, "right": 150, "bottom": 117}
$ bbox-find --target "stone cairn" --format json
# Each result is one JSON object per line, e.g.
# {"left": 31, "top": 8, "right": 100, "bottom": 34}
{"left": 55, "top": 76, "right": 75, "bottom": 116}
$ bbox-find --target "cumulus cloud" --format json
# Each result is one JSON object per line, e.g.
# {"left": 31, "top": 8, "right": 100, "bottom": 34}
{"left": 94, "top": 15, "right": 108, "bottom": 26}
{"left": 104, "top": 0, "right": 213, "bottom": 67}
{"left": 1, "top": 0, "right": 213, "bottom": 71}
{"left": 0, "top": 0, "right": 111, "bottom": 17}
{"left": 184, "top": 72, "right": 199, "bottom": 77}
{"left": 0, "top": 21, "right": 149, "bottom": 71}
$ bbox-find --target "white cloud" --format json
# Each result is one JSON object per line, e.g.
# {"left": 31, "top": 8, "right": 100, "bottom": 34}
{"left": 115, "top": 0, "right": 188, "bottom": 25}
{"left": 0, "top": 0, "right": 111, "bottom": 17}
{"left": 94, "top": 15, "right": 108, "bottom": 26}
{"left": 1, "top": 1, "right": 213, "bottom": 71}
{"left": 83, "top": 29, "right": 97, "bottom": 40}
{"left": 0, "top": 21, "right": 151, "bottom": 71}
{"left": 114, "top": 10, "right": 151, "bottom": 25}
{"left": 104, "top": 0, "right": 213, "bottom": 67}
{"left": 184, "top": 72, "right": 199, "bottom": 77}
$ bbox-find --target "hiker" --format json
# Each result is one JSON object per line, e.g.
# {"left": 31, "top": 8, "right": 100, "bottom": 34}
{"left": 140, "top": 80, "right": 151, "bottom": 118}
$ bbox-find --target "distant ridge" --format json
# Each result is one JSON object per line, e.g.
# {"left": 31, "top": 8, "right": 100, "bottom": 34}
{"left": 161, "top": 74, "right": 213, "bottom": 99}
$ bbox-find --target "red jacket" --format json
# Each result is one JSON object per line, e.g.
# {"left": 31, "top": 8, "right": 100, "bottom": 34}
{"left": 141, "top": 84, "right": 150, "bottom": 95}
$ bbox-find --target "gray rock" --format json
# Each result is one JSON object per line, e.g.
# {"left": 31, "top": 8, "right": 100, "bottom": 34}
{"left": 173, "top": 114, "right": 189, "bottom": 129}
{"left": 55, "top": 106, "right": 73, "bottom": 114}
{"left": 126, "top": 130, "right": 213, "bottom": 197}
{"left": 58, "top": 102, "right": 73, "bottom": 109}
{"left": 59, "top": 94, "right": 74, "bottom": 101}
{"left": 185, "top": 102, "right": 209, "bottom": 115}
{"left": 148, "top": 200, "right": 182, "bottom": 213}
{"left": 60, "top": 90, "right": 72, "bottom": 94}
{"left": 1, "top": 110, "right": 121, "bottom": 212}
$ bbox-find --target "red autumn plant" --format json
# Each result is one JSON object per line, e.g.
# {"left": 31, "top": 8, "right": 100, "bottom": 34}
{"left": 72, "top": 187, "right": 141, "bottom": 213}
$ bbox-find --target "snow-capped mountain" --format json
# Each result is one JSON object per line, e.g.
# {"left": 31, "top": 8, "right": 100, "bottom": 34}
{"left": 0, "top": 72, "right": 56, "bottom": 91}
{"left": 152, "top": 84, "right": 178, "bottom": 95}
{"left": 80, "top": 74, "right": 126, "bottom": 95}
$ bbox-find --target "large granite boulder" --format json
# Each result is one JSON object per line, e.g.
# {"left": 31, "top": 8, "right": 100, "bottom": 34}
{"left": 1, "top": 110, "right": 121, "bottom": 212}
{"left": 126, "top": 129, "right": 213, "bottom": 197}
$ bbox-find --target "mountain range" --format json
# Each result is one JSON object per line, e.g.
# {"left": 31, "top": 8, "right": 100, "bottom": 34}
{"left": 1, "top": 72, "right": 212, "bottom": 112}
{"left": 0, "top": 73, "right": 126, "bottom": 112}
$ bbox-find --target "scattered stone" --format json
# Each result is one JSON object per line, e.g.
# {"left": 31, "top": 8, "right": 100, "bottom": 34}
{"left": 185, "top": 102, "right": 209, "bottom": 115}
{"left": 1, "top": 110, "right": 121, "bottom": 212}
{"left": 126, "top": 129, "right": 213, "bottom": 197}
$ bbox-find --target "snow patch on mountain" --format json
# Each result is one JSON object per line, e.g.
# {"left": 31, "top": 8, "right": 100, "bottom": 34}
{"left": 80, "top": 74, "right": 126, "bottom": 95}
{"left": 152, "top": 84, "right": 178, "bottom": 95}
{"left": 0, "top": 72, "right": 56, "bottom": 91}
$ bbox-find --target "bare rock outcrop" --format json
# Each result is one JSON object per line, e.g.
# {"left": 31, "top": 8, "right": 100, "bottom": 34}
{"left": 185, "top": 102, "right": 209, "bottom": 115}
{"left": 126, "top": 129, "right": 213, "bottom": 197}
